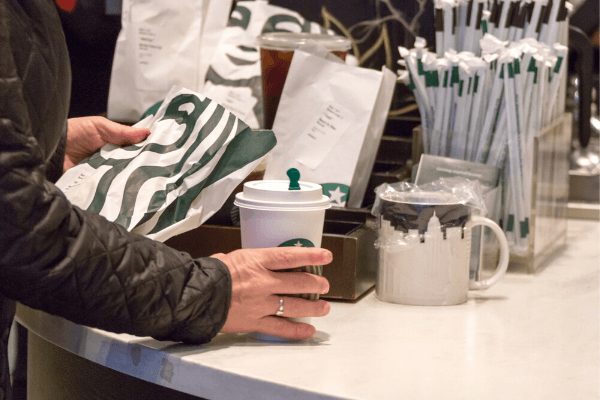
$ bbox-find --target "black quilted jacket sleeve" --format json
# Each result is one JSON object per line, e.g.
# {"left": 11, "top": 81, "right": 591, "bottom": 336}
{"left": 0, "top": 0, "right": 231, "bottom": 344}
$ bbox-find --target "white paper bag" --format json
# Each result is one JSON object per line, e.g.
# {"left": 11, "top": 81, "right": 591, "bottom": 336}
{"left": 201, "top": 0, "right": 330, "bottom": 129}
{"left": 108, "top": 0, "right": 231, "bottom": 123}
{"left": 264, "top": 49, "right": 396, "bottom": 208}
{"left": 197, "top": 0, "right": 234, "bottom": 93}
{"left": 60, "top": 86, "right": 276, "bottom": 242}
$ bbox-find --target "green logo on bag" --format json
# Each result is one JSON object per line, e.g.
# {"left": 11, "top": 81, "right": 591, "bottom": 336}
{"left": 228, "top": 5, "right": 251, "bottom": 29}
{"left": 278, "top": 238, "right": 315, "bottom": 248}
{"left": 140, "top": 100, "right": 163, "bottom": 120}
{"left": 321, "top": 183, "right": 349, "bottom": 207}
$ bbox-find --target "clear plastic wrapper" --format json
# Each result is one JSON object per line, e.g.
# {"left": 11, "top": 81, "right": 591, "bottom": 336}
{"left": 371, "top": 178, "right": 508, "bottom": 306}
{"left": 372, "top": 177, "right": 487, "bottom": 252}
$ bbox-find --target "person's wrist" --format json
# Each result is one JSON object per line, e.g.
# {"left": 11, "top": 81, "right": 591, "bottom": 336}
{"left": 205, "top": 256, "right": 233, "bottom": 335}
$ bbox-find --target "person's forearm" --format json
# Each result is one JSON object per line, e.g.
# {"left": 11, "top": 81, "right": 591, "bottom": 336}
{"left": 0, "top": 109, "right": 228, "bottom": 344}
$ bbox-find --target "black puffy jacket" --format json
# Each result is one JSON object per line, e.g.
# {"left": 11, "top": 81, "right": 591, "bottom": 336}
{"left": 0, "top": 1, "right": 231, "bottom": 397}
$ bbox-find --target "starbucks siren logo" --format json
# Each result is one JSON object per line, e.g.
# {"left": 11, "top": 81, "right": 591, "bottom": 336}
{"left": 278, "top": 238, "right": 321, "bottom": 297}
{"left": 278, "top": 238, "right": 315, "bottom": 248}
{"left": 321, "top": 183, "right": 349, "bottom": 207}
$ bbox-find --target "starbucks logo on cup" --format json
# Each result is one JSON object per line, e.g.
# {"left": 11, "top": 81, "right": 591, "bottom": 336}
{"left": 278, "top": 238, "right": 315, "bottom": 248}
{"left": 278, "top": 238, "right": 321, "bottom": 299}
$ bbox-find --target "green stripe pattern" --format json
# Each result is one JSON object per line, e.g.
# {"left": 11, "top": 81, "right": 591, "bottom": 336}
{"left": 57, "top": 86, "right": 276, "bottom": 242}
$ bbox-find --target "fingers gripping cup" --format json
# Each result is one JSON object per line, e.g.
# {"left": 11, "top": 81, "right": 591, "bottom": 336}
{"left": 256, "top": 32, "right": 351, "bottom": 129}
{"left": 234, "top": 169, "right": 331, "bottom": 340}
{"left": 375, "top": 191, "right": 509, "bottom": 306}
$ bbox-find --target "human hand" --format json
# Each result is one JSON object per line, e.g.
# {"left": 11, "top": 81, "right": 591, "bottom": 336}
{"left": 64, "top": 116, "right": 150, "bottom": 172}
{"left": 211, "top": 247, "right": 332, "bottom": 340}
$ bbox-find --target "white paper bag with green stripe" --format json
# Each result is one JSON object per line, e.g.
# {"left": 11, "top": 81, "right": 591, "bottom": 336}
{"left": 57, "top": 86, "right": 276, "bottom": 242}
{"left": 202, "top": 1, "right": 332, "bottom": 129}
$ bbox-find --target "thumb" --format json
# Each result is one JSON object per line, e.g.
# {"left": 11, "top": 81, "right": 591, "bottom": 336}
{"left": 98, "top": 118, "right": 151, "bottom": 146}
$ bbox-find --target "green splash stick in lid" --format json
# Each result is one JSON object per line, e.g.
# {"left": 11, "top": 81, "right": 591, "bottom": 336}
{"left": 287, "top": 168, "right": 301, "bottom": 190}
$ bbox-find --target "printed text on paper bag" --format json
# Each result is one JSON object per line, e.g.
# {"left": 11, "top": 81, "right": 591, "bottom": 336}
{"left": 293, "top": 104, "right": 355, "bottom": 170}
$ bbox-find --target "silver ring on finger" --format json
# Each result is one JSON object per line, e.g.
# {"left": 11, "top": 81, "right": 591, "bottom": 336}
{"left": 276, "top": 297, "right": 284, "bottom": 317}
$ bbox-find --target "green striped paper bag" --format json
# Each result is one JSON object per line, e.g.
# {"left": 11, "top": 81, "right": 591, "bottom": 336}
{"left": 57, "top": 86, "right": 276, "bottom": 242}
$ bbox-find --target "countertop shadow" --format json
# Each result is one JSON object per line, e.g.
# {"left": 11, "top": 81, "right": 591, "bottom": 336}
{"left": 133, "top": 330, "right": 331, "bottom": 357}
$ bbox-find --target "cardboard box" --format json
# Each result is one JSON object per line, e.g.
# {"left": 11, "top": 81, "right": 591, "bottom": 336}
{"left": 165, "top": 208, "right": 377, "bottom": 300}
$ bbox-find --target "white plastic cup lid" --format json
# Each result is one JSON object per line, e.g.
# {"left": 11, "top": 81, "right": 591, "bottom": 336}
{"left": 256, "top": 32, "right": 351, "bottom": 52}
{"left": 234, "top": 180, "right": 331, "bottom": 211}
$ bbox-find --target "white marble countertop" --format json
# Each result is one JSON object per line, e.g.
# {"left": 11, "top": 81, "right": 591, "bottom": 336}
{"left": 17, "top": 219, "right": 599, "bottom": 400}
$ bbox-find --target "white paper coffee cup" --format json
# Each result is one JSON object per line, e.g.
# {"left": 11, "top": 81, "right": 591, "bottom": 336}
{"left": 234, "top": 179, "right": 330, "bottom": 341}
